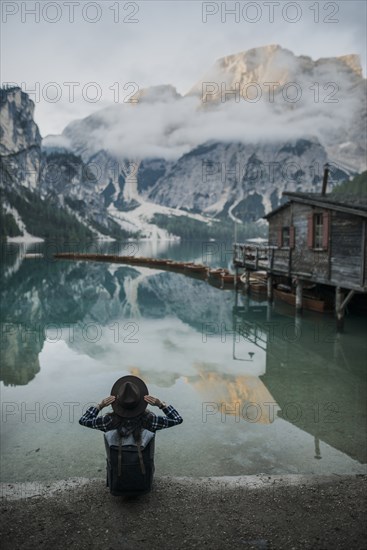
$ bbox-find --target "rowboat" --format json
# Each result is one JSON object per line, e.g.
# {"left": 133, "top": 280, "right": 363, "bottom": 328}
{"left": 249, "top": 281, "right": 267, "bottom": 295}
{"left": 240, "top": 271, "right": 267, "bottom": 283}
{"left": 184, "top": 264, "right": 208, "bottom": 273}
{"left": 164, "top": 261, "right": 188, "bottom": 272}
{"left": 273, "top": 288, "right": 327, "bottom": 313}
{"left": 146, "top": 259, "right": 170, "bottom": 267}
{"left": 221, "top": 273, "right": 241, "bottom": 284}
{"left": 209, "top": 268, "right": 228, "bottom": 279}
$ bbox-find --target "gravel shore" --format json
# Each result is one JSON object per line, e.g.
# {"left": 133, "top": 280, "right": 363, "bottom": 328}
{"left": 1, "top": 475, "right": 366, "bottom": 550}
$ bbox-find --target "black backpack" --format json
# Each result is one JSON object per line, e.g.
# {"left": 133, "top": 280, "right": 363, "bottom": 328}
{"left": 104, "top": 428, "right": 155, "bottom": 496}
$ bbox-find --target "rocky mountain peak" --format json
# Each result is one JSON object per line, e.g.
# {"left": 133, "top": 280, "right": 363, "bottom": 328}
{"left": 131, "top": 84, "right": 182, "bottom": 104}
{"left": 335, "top": 54, "right": 363, "bottom": 76}
{"left": 188, "top": 44, "right": 365, "bottom": 99}
{"left": 0, "top": 86, "right": 41, "bottom": 156}
{"left": 0, "top": 86, "right": 42, "bottom": 191}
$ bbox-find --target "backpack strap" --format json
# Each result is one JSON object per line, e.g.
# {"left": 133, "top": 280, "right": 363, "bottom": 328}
{"left": 117, "top": 434, "right": 123, "bottom": 477}
{"left": 117, "top": 432, "right": 146, "bottom": 477}
{"left": 136, "top": 439, "right": 146, "bottom": 475}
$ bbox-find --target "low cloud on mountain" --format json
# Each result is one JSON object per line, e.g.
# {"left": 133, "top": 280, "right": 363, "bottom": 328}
{"left": 61, "top": 46, "right": 365, "bottom": 169}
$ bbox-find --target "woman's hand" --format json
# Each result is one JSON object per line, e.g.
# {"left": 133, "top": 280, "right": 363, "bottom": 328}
{"left": 98, "top": 396, "right": 116, "bottom": 410}
{"left": 144, "top": 395, "right": 162, "bottom": 408}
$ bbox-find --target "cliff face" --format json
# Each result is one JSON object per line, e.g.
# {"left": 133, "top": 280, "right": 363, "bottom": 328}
{"left": 148, "top": 139, "right": 330, "bottom": 219}
{"left": 0, "top": 87, "right": 42, "bottom": 191}
{"left": 0, "top": 88, "right": 129, "bottom": 240}
{"left": 0, "top": 87, "right": 203, "bottom": 240}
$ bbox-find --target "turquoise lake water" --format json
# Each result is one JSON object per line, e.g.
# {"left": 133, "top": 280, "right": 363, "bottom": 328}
{"left": 1, "top": 240, "right": 366, "bottom": 481}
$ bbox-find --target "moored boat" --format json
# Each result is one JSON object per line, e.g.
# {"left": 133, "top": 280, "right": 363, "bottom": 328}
{"left": 184, "top": 264, "right": 209, "bottom": 274}
{"left": 146, "top": 258, "right": 170, "bottom": 267}
{"left": 209, "top": 268, "right": 228, "bottom": 279}
{"left": 273, "top": 288, "right": 327, "bottom": 313}
{"left": 249, "top": 281, "right": 267, "bottom": 295}
{"left": 24, "top": 253, "right": 43, "bottom": 259}
{"left": 221, "top": 273, "right": 241, "bottom": 284}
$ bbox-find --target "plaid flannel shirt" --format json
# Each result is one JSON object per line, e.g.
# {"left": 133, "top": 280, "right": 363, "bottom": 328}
{"left": 79, "top": 404, "right": 183, "bottom": 433}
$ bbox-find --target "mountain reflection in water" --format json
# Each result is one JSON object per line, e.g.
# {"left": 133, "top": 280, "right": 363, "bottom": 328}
{"left": 0, "top": 242, "right": 366, "bottom": 481}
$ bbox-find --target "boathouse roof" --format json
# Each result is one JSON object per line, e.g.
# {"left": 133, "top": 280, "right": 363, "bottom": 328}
{"left": 264, "top": 192, "right": 367, "bottom": 219}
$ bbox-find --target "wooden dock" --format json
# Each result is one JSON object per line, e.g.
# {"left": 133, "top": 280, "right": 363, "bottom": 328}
{"left": 53, "top": 252, "right": 261, "bottom": 292}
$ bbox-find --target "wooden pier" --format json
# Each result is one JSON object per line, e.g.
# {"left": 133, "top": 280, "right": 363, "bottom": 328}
{"left": 54, "top": 252, "right": 252, "bottom": 291}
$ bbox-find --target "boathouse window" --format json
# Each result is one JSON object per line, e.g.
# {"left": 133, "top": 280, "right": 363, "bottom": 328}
{"left": 282, "top": 226, "right": 290, "bottom": 247}
{"left": 278, "top": 225, "right": 295, "bottom": 248}
{"left": 314, "top": 213, "right": 323, "bottom": 248}
{"left": 307, "top": 212, "right": 330, "bottom": 250}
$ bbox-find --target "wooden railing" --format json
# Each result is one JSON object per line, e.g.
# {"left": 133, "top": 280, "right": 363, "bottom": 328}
{"left": 233, "top": 243, "right": 273, "bottom": 270}
{"left": 233, "top": 243, "right": 298, "bottom": 273}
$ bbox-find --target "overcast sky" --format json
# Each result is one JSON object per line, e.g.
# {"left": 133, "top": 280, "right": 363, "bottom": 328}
{"left": 1, "top": 0, "right": 366, "bottom": 136}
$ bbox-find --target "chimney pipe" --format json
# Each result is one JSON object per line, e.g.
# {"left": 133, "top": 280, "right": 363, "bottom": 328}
{"left": 321, "top": 163, "right": 329, "bottom": 196}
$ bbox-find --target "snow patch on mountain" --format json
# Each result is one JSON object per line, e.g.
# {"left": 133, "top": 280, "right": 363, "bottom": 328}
{"left": 5, "top": 205, "right": 44, "bottom": 243}
{"left": 107, "top": 200, "right": 213, "bottom": 240}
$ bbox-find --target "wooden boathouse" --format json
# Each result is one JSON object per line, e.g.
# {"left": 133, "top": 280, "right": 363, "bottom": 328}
{"left": 233, "top": 172, "right": 367, "bottom": 328}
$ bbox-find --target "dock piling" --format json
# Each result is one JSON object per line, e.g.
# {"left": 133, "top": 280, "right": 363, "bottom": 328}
{"left": 335, "top": 288, "right": 355, "bottom": 331}
{"left": 267, "top": 274, "right": 273, "bottom": 302}
{"left": 244, "top": 270, "right": 250, "bottom": 294}
{"left": 335, "top": 286, "right": 344, "bottom": 331}
{"left": 295, "top": 279, "right": 303, "bottom": 313}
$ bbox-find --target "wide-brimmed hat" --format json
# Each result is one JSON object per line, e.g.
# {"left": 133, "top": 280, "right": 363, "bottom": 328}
{"left": 110, "top": 375, "right": 148, "bottom": 418}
